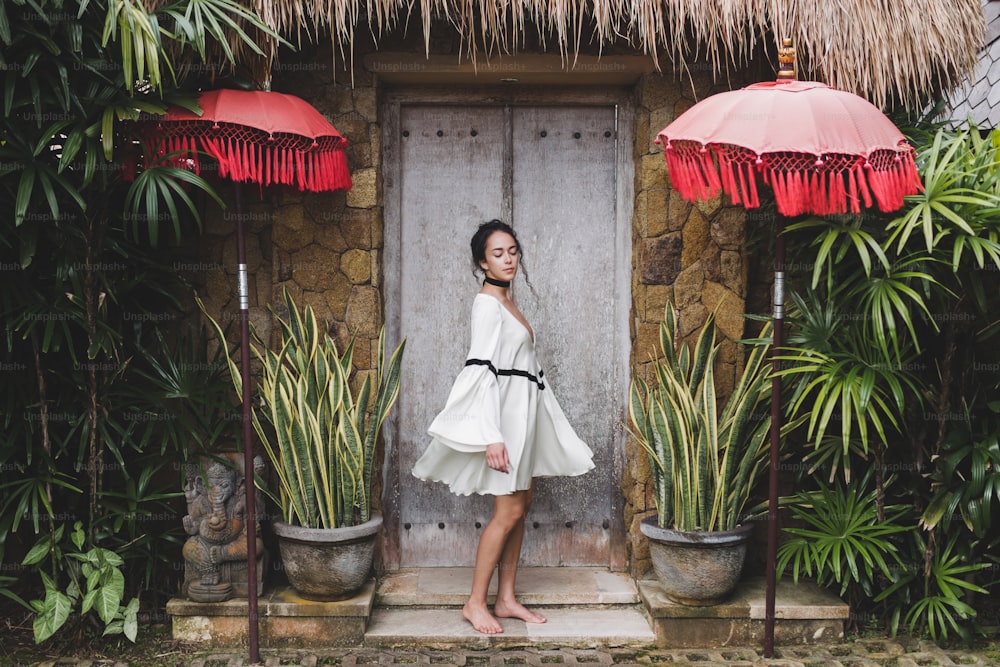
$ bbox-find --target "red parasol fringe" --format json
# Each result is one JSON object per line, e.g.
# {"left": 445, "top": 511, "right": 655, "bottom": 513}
{"left": 265, "top": 145, "right": 272, "bottom": 187}
{"left": 745, "top": 162, "right": 760, "bottom": 208}
{"left": 771, "top": 171, "right": 788, "bottom": 215}
{"left": 857, "top": 165, "right": 874, "bottom": 209}
{"left": 719, "top": 155, "right": 741, "bottom": 206}
{"left": 703, "top": 151, "right": 722, "bottom": 195}
{"left": 146, "top": 118, "right": 352, "bottom": 193}
{"left": 295, "top": 151, "right": 306, "bottom": 190}
{"left": 847, "top": 165, "right": 860, "bottom": 212}
{"left": 736, "top": 161, "right": 751, "bottom": 208}
{"left": 833, "top": 172, "right": 849, "bottom": 214}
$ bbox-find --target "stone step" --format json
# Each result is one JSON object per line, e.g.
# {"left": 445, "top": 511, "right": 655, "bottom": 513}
{"left": 167, "top": 568, "right": 849, "bottom": 650}
{"left": 367, "top": 567, "right": 655, "bottom": 648}
{"left": 375, "top": 567, "right": 641, "bottom": 607}
{"left": 365, "top": 606, "right": 657, "bottom": 649}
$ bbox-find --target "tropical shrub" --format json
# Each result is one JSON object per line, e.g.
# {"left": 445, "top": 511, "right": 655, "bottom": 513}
{"left": 23, "top": 522, "right": 139, "bottom": 643}
{"left": 775, "top": 123, "right": 1000, "bottom": 640}
{"left": 202, "top": 288, "right": 406, "bottom": 529}
{"left": 628, "top": 302, "right": 773, "bottom": 532}
{"left": 0, "top": 0, "right": 277, "bottom": 645}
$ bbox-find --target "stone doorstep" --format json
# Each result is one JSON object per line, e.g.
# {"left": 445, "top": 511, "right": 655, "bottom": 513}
{"left": 376, "top": 567, "right": 642, "bottom": 606}
{"left": 166, "top": 580, "right": 376, "bottom": 648}
{"left": 639, "top": 576, "right": 850, "bottom": 648}
{"left": 166, "top": 569, "right": 850, "bottom": 649}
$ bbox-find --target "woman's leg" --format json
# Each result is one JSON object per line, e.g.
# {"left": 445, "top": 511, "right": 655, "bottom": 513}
{"left": 462, "top": 490, "right": 530, "bottom": 634}
{"left": 493, "top": 484, "right": 546, "bottom": 624}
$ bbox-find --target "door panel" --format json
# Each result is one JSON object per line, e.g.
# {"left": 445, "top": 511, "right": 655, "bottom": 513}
{"left": 393, "top": 102, "right": 621, "bottom": 567}
{"left": 396, "top": 106, "right": 503, "bottom": 565}
{"left": 510, "top": 106, "right": 618, "bottom": 565}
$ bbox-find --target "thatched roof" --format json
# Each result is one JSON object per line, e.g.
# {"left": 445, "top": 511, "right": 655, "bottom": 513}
{"left": 945, "top": 0, "right": 1000, "bottom": 127}
{"left": 248, "top": 0, "right": 984, "bottom": 110}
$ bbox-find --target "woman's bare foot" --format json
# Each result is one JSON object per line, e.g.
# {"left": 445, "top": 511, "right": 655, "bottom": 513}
{"left": 462, "top": 601, "right": 504, "bottom": 634}
{"left": 494, "top": 598, "right": 547, "bottom": 624}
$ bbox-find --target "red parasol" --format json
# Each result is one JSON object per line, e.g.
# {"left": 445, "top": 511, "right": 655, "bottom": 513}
{"left": 654, "top": 41, "right": 922, "bottom": 657}
{"left": 154, "top": 89, "right": 352, "bottom": 192}
{"left": 657, "top": 80, "right": 919, "bottom": 217}
{"left": 148, "top": 88, "right": 352, "bottom": 664}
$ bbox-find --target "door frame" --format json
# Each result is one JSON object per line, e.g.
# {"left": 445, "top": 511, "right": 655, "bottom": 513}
{"left": 380, "top": 86, "right": 634, "bottom": 571}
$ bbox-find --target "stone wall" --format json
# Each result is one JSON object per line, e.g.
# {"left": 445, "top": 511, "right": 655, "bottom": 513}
{"left": 626, "top": 70, "right": 752, "bottom": 578}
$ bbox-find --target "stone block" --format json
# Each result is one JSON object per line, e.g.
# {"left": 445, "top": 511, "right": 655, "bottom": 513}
{"left": 720, "top": 250, "right": 744, "bottom": 293}
{"left": 701, "top": 280, "right": 745, "bottom": 341}
{"left": 673, "top": 262, "right": 704, "bottom": 308}
{"left": 644, "top": 284, "right": 672, "bottom": 323}
{"left": 640, "top": 153, "right": 668, "bottom": 190}
{"left": 639, "top": 234, "right": 682, "bottom": 285}
{"left": 273, "top": 205, "right": 314, "bottom": 251}
{"left": 354, "top": 88, "right": 377, "bottom": 121}
{"left": 646, "top": 189, "right": 670, "bottom": 237}
{"left": 341, "top": 249, "right": 372, "bottom": 284}
{"left": 289, "top": 245, "right": 339, "bottom": 292}
{"left": 712, "top": 207, "right": 747, "bottom": 249}
{"left": 167, "top": 581, "right": 375, "bottom": 648}
{"left": 639, "top": 577, "right": 848, "bottom": 648}
{"left": 345, "top": 285, "right": 381, "bottom": 337}
{"left": 347, "top": 168, "right": 378, "bottom": 209}
{"left": 667, "top": 190, "right": 692, "bottom": 232}
{"left": 681, "top": 208, "right": 710, "bottom": 268}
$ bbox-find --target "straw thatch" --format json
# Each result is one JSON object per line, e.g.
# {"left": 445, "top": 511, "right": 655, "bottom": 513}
{"left": 230, "top": 0, "right": 983, "bottom": 110}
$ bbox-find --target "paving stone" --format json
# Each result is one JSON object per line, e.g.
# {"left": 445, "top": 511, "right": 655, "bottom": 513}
{"left": 18, "top": 641, "right": 1000, "bottom": 667}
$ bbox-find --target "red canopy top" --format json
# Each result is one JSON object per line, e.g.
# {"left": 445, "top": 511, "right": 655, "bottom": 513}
{"left": 151, "top": 89, "right": 352, "bottom": 193}
{"left": 656, "top": 80, "right": 921, "bottom": 216}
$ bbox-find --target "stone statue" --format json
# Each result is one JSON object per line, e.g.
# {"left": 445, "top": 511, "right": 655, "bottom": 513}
{"left": 181, "top": 453, "right": 266, "bottom": 602}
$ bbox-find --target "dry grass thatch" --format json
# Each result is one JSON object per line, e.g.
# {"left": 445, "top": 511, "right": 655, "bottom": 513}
{"left": 244, "top": 0, "right": 984, "bottom": 109}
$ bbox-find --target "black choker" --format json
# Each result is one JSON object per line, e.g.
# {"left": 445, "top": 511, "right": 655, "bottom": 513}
{"left": 484, "top": 276, "right": 511, "bottom": 288}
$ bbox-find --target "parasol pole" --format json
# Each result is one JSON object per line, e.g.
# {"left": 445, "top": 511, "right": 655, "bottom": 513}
{"left": 764, "top": 214, "right": 786, "bottom": 658}
{"left": 764, "top": 40, "right": 797, "bottom": 658}
{"left": 235, "top": 181, "right": 262, "bottom": 664}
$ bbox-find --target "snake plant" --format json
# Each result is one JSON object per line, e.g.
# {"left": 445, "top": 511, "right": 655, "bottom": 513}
{"left": 628, "top": 302, "right": 772, "bottom": 532}
{"left": 202, "top": 288, "right": 405, "bottom": 529}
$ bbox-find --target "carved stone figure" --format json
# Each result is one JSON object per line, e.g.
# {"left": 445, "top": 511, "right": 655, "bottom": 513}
{"left": 181, "top": 453, "right": 266, "bottom": 602}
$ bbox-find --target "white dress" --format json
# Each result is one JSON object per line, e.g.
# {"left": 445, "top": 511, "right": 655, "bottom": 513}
{"left": 412, "top": 293, "right": 595, "bottom": 496}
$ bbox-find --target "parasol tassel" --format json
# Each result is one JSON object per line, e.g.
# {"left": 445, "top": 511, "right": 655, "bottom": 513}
{"left": 771, "top": 171, "right": 789, "bottom": 215}
{"left": 719, "top": 155, "right": 740, "bottom": 206}
{"left": 745, "top": 162, "right": 760, "bottom": 208}
{"left": 858, "top": 165, "right": 874, "bottom": 209}
{"left": 831, "top": 172, "right": 848, "bottom": 215}
{"left": 295, "top": 151, "right": 306, "bottom": 191}
{"left": 703, "top": 151, "right": 723, "bottom": 195}
{"left": 216, "top": 137, "right": 233, "bottom": 181}
{"left": 847, "top": 165, "right": 861, "bottom": 212}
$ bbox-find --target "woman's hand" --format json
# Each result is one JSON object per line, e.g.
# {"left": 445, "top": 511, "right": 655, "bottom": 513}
{"left": 485, "top": 442, "right": 509, "bottom": 474}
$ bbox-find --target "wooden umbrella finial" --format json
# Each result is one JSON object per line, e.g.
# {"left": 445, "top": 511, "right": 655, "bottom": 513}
{"left": 777, "top": 38, "right": 797, "bottom": 81}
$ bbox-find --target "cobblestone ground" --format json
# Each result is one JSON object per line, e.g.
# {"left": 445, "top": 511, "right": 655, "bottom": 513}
{"left": 22, "top": 640, "right": 1000, "bottom": 667}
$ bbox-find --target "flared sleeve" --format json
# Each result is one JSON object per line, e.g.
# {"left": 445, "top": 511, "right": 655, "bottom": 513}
{"left": 425, "top": 297, "right": 505, "bottom": 451}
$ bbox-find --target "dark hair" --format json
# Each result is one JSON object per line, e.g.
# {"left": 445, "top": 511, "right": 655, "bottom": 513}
{"left": 470, "top": 219, "right": 526, "bottom": 280}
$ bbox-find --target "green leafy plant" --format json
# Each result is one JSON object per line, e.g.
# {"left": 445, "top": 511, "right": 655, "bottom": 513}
{"left": 921, "top": 398, "right": 1000, "bottom": 538}
{"left": 202, "top": 288, "right": 405, "bottom": 529}
{"left": 23, "top": 521, "right": 139, "bottom": 643}
{"left": 876, "top": 533, "right": 990, "bottom": 641}
{"left": 628, "top": 302, "right": 773, "bottom": 532}
{"left": 0, "top": 0, "right": 284, "bottom": 648}
{"left": 777, "top": 471, "right": 911, "bottom": 598}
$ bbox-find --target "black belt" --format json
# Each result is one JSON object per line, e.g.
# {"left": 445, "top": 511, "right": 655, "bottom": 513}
{"left": 465, "top": 358, "right": 545, "bottom": 390}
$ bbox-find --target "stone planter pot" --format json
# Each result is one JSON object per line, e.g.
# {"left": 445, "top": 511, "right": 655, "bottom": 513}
{"left": 640, "top": 516, "right": 754, "bottom": 606}
{"left": 272, "top": 512, "right": 382, "bottom": 601}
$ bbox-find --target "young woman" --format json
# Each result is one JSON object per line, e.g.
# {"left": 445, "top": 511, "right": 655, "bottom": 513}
{"left": 412, "top": 219, "right": 594, "bottom": 635}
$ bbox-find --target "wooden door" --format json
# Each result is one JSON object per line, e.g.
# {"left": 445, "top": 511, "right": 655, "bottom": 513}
{"left": 383, "top": 92, "right": 632, "bottom": 569}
